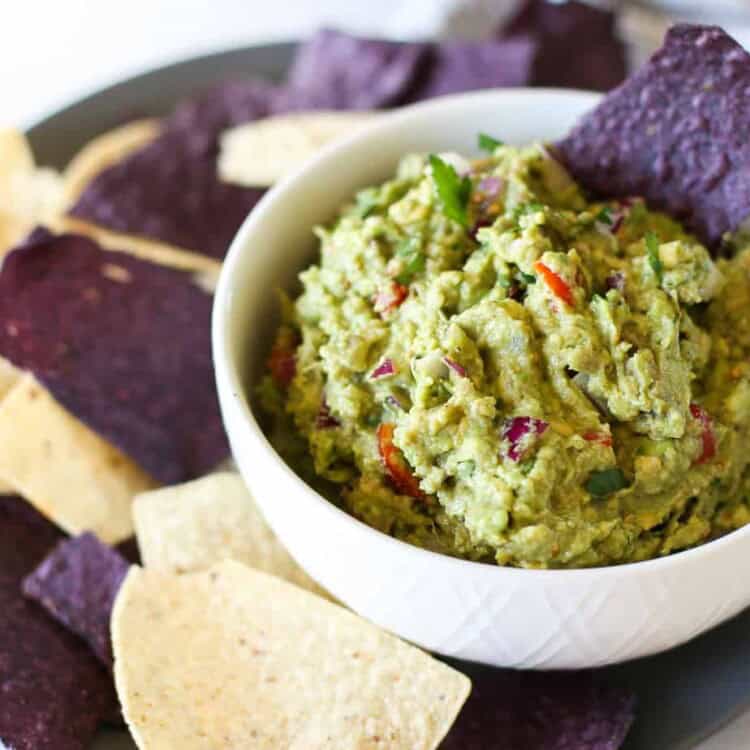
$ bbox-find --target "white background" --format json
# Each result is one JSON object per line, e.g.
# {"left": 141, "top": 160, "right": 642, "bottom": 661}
{"left": 3, "top": 0, "right": 750, "bottom": 746}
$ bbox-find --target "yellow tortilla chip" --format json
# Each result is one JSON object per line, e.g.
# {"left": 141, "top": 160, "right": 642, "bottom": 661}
{"left": 133, "top": 472, "right": 326, "bottom": 595}
{"left": 53, "top": 215, "right": 222, "bottom": 274}
{"left": 0, "top": 129, "right": 63, "bottom": 253}
{"left": 218, "top": 110, "right": 377, "bottom": 187}
{"left": 113, "top": 561, "right": 470, "bottom": 749}
{"left": 0, "top": 374, "right": 156, "bottom": 542}
{"left": 61, "top": 119, "right": 160, "bottom": 207}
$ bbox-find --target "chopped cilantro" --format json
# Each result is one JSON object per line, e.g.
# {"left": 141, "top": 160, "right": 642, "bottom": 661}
{"left": 519, "top": 459, "right": 535, "bottom": 476}
{"left": 429, "top": 154, "right": 471, "bottom": 227}
{"left": 645, "top": 232, "right": 663, "bottom": 280}
{"left": 585, "top": 468, "right": 628, "bottom": 497}
{"left": 478, "top": 132, "right": 504, "bottom": 152}
{"left": 521, "top": 272, "right": 536, "bottom": 285}
{"left": 596, "top": 206, "right": 613, "bottom": 225}
{"left": 394, "top": 237, "right": 425, "bottom": 285}
{"left": 355, "top": 188, "right": 380, "bottom": 218}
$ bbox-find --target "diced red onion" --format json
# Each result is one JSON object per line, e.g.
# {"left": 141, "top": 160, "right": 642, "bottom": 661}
{"left": 478, "top": 176, "right": 502, "bottom": 199}
{"left": 442, "top": 356, "right": 467, "bottom": 378}
{"left": 385, "top": 394, "right": 406, "bottom": 412}
{"left": 316, "top": 400, "right": 340, "bottom": 429}
{"left": 605, "top": 271, "right": 625, "bottom": 292}
{"left": 610, "top": 197, "right": 641, "bottom": 233}
{"left": 370, "top": 358, "right": 396, "bottom": 379}
{"left": 502, "top": 416, "right": 549, "bottom": 462}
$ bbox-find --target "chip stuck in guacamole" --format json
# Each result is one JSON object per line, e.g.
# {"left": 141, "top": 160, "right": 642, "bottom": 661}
{"left": 261, "top": 133, "right": 750, "bottom": 568}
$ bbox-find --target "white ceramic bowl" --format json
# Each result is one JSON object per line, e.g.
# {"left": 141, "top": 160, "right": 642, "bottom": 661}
{"left": 213, "top": 89, "right": 750, "bottom": 669}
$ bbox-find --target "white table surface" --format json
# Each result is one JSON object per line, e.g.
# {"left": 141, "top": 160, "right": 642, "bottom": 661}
{"left": 3, "top": 1, "right": 750, "bottom": 747}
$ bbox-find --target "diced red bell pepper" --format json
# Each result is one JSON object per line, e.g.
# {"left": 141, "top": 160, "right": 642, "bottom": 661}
{"left": 268, "top": 329, "right": 298, "bottom": 387}
{"left": 689, "top": 403, "right": 716, "bottom": 465}
{"left": 583, "top": 431, "right": 613, "bottom": 447}
{"left": 374, "top": 282, "right": 409, "bottom": 316}
{"left": 376, "top": 422, "right": 423, "bottom": 498}
{"left": 533, "top": 260, "right": 575, "bottom": 307}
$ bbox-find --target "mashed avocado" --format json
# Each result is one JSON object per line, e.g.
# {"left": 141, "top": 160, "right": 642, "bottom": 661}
{"left": 260, "top": 141, "right": 750, "bottom": 568}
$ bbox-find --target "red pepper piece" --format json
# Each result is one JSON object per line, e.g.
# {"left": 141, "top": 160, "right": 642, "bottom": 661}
{"left": 268, "top": 329, "right": 298, "bottom": 387}
{"left": 377, "top": 422, "right": 423, "bottom": 498}
{"left": 690, "top": 403, "right": 716, "bottom": 465}
{"left": 533, "top": 260, "right": 575, "bottom": 307}
{"left": 374, "top": 282, "right": 408, "bottom": 316}
{"left": 583, "top": 431, "right": 613, "bottom": 447}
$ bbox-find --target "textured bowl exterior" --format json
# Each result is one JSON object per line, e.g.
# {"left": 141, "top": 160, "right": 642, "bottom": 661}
{"left": 213, "top": 89, "right": 750, "bottom": 669}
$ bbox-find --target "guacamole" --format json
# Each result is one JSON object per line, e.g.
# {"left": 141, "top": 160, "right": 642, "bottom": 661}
{"left": 260, "top": 141, "right": 750, "bottom": 568}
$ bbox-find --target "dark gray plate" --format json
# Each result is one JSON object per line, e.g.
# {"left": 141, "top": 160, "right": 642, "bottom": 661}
{"left": 26, "top": 43, "right": 750, "bottom": 750}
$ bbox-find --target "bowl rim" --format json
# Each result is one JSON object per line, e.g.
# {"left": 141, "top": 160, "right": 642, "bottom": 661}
{"left": 213, "top": 86, "right": 750, "bottom": 579}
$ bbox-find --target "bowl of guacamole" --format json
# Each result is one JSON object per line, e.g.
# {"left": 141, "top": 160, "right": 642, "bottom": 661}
{"left": 214, "top": 88, "right": 750, "bottom": 668}
{"left": 258, "top": 138, "right": 750, "bottom": 569}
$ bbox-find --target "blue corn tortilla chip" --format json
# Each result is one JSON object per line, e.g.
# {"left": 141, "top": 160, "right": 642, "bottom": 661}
{"left": 0, "top": 496, "right": 113, "bottom": 750}
{"left": 501, "top": 0, "right": 626, "bottom": 92}
{"left": 0, "top": 228, "right": 228, "bottom": 483}
{"left": 283, "top": 28, "right": 429, "bottom": 110}
{"left": 23, "top": 533, "right": 129, "bottom": 671}
{"left": 556, "top": 24, "right": 750, "bottom": 247}
{"left": 440, "top": 663, "right": 635, "bottom": 749}
{"left": 69, "top": 80, "right": 275, "bottom": 258}
{"left": 408, "top": 36, "right": 538, "bottom": 99}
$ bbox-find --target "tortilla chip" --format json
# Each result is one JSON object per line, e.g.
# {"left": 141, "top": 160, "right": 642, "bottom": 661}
{"left": 0, "top": 228, "right": 229, "bottom": 483}
{"left": 501, "top": 0, "right": 626, "bottom": 92}
{"left": 0, "top": 129, "right": 63, "bottom": 253}
{"left": 441, "top": 662, "right": 635, "bottom": 749}
{"left": 68, "top": 81, "right": 275, "bottom": 258}
{"left": 219, "top": 110, "right": 378, "bottom": 188}
{"left": 408, "top": 37, "right": 538, "bottom": 100}
{"left": 113, "top": 561, "right": 470, "bottom": 749}
{"left": 284, "top": 28, "right": 428, "bottom": 110}
{"left": 23, "top": 533, "right": 130, "bottom": 671}
{"left": 0, "top": 375, "right": 154, "bottom": 543}
{"left": 0, "top": 495, "right": 113, "bottom": 750}
{"left": 556, "top": 24, "right": 750, "bottom": 247}
{"left": 133, "top": 472, "right": 326, "bottom": 595}
{"left": 61, "top": 119, "right": 160, "bottom": 207}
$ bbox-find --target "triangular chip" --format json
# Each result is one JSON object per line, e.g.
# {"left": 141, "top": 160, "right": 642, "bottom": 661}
{"left": 218, "top": 111, "right": 378, "bottom": 188}
{"left": 0, "top": 375, "right": 155, "bottom": 542}
{"left": 133, "top": 472, "right": 326, "bottom": 595}
{"left": 23, "top": 533, "right": 130, "bottom": 671}
{"left": 68, "top": 81, "right": 275, "bottom": 259}
{"left": 440, "top": 661, "right": 635, "bottom": 749}
{"left": 283, "top": 29, "right": 428, "bottom": 110}
{"left": 0, "top": 496, "right": 113, "bottom": 750}
{"left": 500, "top": 0, "right": 626, "bottom": 92}
{"left": 556, "top": 24, "right": 750, "bottom": 247}
{"left": 0, "top": 229, "right": 229, "bottom": 483}
{"left": 113, "top": 561, "right": 470, "bottom": 749}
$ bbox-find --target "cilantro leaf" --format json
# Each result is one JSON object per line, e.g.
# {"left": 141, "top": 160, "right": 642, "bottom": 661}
{"left": 596, "top": 206, "right": 613, "bottom": 225}
{"left": 585, "top": 468, "right": 628, "bottom": 497}
{"left": 429, "top": 154, "right": 471, "bottom": 227}
{"left": 645, "top": 232, "right": 663, "bottom": 280}
{"left": 478, "top": 132, "right": 504, "bottom": 152}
